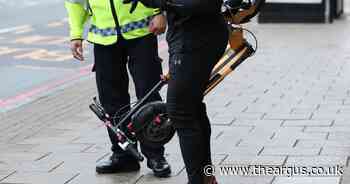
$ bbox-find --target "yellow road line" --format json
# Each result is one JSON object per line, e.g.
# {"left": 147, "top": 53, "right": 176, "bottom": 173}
{"left": 0, "top": 25, "right": 32, "bottom": 34}
{"left": 47, "top": 21, "right": 65, "bottom": 28}
{"left": 0, "top": 47, "right": 23, "bottom": 56}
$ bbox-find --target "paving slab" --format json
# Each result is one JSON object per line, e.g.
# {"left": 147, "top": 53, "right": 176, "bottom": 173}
{"left": 321, "top": 147, "right": 350, "bottom": 156}
{"left": 273, "top": 177, "right": 340, "bottom": 184}
{"left": 285, "top": 156, "right": 347, "bottom": 167}
{"left": 264, "top": 113, "right": 312, "bottom": 120}
{"left": 273, "top": 131, "right": 328, "bottom": 141}
{"left": 296, "top": 140, "right": 350, "bottom": 148}
{"left": 219, "top": 176, "right": 274, "bottom": 184}
{"left": 0, "top": 170, "right": 16, "bottom": 182}
{"left": 223, "top": 155, "right": 287, "bottom": 166}
{"left": 68, "top": 170, "right": 142, "bottom": 184}
{"left": 282, "top": 120, "right": 333, "bottom": 127}
{"left": 305, "top": 126, "right": 350, "bottom": 133}
{"left": 1, "top": 172, "right": 79, "bottom": 184}
{"left": 261, "top": 147, "right": 321, "bottom": 156}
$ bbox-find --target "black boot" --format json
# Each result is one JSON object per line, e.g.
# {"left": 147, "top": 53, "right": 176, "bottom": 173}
{"left": 96, "top": 153, "right": 140, "bottom": 174}
{"left": 147, "top": 156, "right": 171, "bottom": 177}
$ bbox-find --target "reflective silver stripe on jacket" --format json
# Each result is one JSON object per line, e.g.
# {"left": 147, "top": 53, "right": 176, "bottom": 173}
{"left": 89, "top": 16, "right": 153, "bottom": 36}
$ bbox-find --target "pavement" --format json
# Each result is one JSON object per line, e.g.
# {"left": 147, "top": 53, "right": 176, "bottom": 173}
{"left": 2, "top": 8, "right": 350, "bottom": 184}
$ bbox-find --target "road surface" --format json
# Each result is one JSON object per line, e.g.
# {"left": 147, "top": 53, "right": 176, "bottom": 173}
{"left": 0, "top": 0, "right": 95, "bottom": 112}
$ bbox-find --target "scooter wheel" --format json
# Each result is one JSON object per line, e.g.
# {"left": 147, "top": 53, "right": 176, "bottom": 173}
{"left": 132, "top": 101, "right": 175, "bottom": 148}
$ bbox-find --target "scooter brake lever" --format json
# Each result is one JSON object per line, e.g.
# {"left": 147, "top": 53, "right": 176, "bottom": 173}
{"left": 89, "top": 103, "right": 108, "bottom": 122}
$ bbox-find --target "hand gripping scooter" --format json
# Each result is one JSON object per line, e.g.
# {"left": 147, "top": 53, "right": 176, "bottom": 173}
{"left": 89, "top": 0, "right": 265, "bottom": 161}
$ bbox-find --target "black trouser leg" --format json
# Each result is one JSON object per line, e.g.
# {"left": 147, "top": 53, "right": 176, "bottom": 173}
{"left": 94, "top": 35, "right": 165, "bottom": 158}
{"left": 94, "top": 41, "right": 133, "bottom": 155}
{"left": 167, "top": 52, "right": 215, "bottom": 184}
{"left": 166, "top": 39, "right": 227, "bottom": 183}
{"left": 127, "top": 34, "right": 165, "bottom": 159}
{"left": 176, "top": 109, "right": 212, "bottom": 183}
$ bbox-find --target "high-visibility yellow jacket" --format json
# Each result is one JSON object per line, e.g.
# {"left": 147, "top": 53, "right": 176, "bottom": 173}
{"left": 65, "top": 0, "right": 160, "bottom": 45}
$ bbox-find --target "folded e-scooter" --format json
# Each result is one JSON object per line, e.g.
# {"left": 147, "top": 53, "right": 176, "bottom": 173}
{"left": 89, "top": 0, "right": 265, "bottom": 161}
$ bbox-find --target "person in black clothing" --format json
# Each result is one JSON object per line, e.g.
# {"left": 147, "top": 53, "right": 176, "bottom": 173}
{"left": 124, "top": 0, "right": 229, "bottom": 183}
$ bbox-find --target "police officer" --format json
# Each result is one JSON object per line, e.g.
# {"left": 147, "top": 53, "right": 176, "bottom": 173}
{"left": 65, "top": 0, "right": 171, "bottom": 177}
{"left": 123, "top": 0, "right": 228, "bottom": 183}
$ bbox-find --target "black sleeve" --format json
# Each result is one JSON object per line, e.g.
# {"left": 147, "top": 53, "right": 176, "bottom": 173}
{"left": 144, "top": 0, "right": 222, "bottom": 16}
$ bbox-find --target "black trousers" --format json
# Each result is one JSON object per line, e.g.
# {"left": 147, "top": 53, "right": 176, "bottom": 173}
{"left": 166, "top": 32, "right": 228, "bottom": 183}
{"left": 93, "top": 34, "right": 164, "bottom": 159}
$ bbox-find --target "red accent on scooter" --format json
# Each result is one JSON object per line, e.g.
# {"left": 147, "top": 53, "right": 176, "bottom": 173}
{"left": 127, "top": 122, "right": 134, "bottom": 131}
{"left": 154, "top": 116, "right": 161, "bottom": 125}
{"left": 116, "top": 132, "right": 124, "bottom": 141}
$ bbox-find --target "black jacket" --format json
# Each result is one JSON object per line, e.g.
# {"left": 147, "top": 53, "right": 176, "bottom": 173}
{"left": 143, "top": 0, "right": 228, "bottom": 53}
